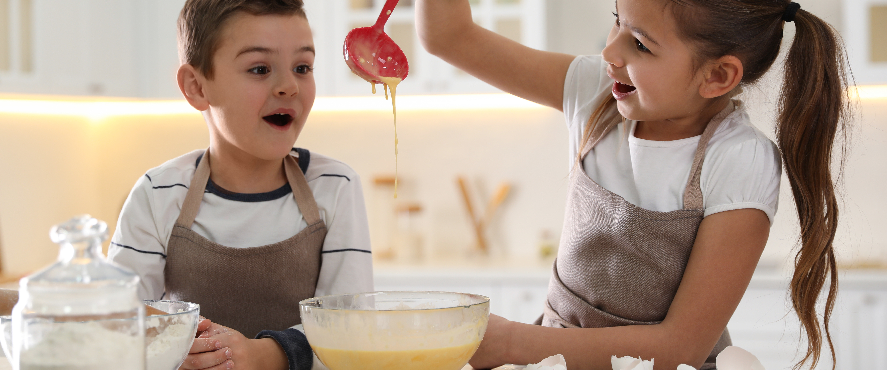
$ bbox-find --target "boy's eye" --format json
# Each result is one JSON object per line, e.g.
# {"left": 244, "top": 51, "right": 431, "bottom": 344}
{"left": 612, "top": 12, "right": 620, "bottom": 26}
{"left": 294, "top": 65, "right": 313, "bottom": 74}
{"left": 635, "top": 39, "right": 650, "bottom": 53}
{"left": 248, "top": 66, "right": 270, "bottom": 75}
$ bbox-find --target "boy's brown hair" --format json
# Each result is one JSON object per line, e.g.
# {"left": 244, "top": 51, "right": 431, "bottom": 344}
{"left": 177, "top": 0, "right": 306, "bottom": 79}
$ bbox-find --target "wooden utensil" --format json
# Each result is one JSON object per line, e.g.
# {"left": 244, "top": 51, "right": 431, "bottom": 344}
{"left": 457, "top": 178, "right": 511, "bottom": 253}
{"left": 481, "top": 184, "right": 511, "bottom": 229}
{"left": 457, "top": 177, "right": 487, "bottom": 252}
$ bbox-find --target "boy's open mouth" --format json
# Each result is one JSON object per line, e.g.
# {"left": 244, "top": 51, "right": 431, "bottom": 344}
{"left": 263, "top": 113, "right": 294, "bottom": 127}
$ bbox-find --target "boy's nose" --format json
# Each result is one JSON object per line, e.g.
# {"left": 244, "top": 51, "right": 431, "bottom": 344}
{"left": 276, "top": 76, "right": 300, "bottom": 97}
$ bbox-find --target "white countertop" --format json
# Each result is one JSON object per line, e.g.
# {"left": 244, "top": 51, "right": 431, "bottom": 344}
{"left": 0, "top": 356, "right": 503, "bottom": 370}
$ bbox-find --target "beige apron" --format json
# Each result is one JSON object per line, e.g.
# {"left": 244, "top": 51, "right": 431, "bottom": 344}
{"left": 542, "top": 104, "right": 736, "bottom": 369}
{"left": 165, "top": 149, "right": 327, "bottom": 338}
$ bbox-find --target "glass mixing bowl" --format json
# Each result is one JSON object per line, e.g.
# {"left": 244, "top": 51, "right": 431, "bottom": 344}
{"left": 300, "top": 291, "right": 490, "bottom": 370}
{"left": 1, "top": 300, "right": 199, "bottom": 370}
{"left": 143, "top": 300, "right": 200, "bottom": 370}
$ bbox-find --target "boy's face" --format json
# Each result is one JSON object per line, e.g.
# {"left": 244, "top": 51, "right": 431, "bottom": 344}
{"left": 200, "top": 12, "right": 316, "bottom": 162}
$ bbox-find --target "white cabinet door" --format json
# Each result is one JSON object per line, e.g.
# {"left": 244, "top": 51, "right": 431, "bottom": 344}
{"left": 0, "top": 0, "right": 141, "bottom": 96}
{"left": 131, "top": 0, "right": 187, "bottom": 99}
{"left": 833, "top": 290, "right": 887, "bottom": 369}
{"left": 727, "top": 287, "right": 806, "bottom": 370}
{"left": 727, "top": 273, "right": 887, "bottom": 370}
{"left": 376, "top": 269, "right": 887, "bottom": 369}
{"left": 499, "top": 282, "right": 548, "bottom": 324}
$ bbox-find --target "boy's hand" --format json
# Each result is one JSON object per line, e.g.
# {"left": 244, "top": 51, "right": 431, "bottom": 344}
{"left": 179, "top": 320, "right": 288, "bottom": 370}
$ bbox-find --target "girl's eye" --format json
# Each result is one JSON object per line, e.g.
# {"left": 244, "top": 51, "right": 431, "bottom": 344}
{"left": 294, "top": 65, "right": 314, "bottom": 74}
{"left": 635, "top": 39, "right": 650, "bottom": 53}
{"left": 612, "top": 12, "right": 620, "bottom": 26}
{"left": 248, "top": 66, "right": 270, "bottom": 75}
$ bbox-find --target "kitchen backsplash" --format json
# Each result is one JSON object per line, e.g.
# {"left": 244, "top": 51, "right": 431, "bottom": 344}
{"left": 0, "top": 89, "right": 885, "bottom": 276}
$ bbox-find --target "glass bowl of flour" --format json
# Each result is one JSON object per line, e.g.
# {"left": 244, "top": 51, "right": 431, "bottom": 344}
{"left": 0, "top": 300, "right": 199, "bottom": 369}
{"left": 144, "top": 300, "right": 200, "bottom": 370}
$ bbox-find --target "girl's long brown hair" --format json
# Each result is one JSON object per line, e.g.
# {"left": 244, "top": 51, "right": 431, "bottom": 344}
{"left": 583, "top": 1, "right": 853, "bottom": 368}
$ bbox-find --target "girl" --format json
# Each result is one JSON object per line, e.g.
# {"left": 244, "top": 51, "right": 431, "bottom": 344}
{"left": 416, "top": 0, "right": 852, "bottom": 369}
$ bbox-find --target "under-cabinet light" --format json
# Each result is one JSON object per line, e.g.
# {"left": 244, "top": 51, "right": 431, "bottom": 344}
{"left": 0, "top": 93, "right": 545, "bottom": 122}
{"left": 1, "top": 86, "right": 885, "bottom": 121}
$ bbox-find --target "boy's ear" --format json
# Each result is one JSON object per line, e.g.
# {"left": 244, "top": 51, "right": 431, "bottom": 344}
{"left": 177, "top": 64, "right": 210, "bottom": 111}
{"left": 699, "top": 55, "right": 743, "bottom": 99}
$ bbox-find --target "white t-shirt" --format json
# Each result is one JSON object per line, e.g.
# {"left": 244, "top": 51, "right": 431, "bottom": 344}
{"left": 563, "top": 55, "right": 781, "bottom": 222}
{"left": 107, "top": 148, "right": 374, "bottom": 301}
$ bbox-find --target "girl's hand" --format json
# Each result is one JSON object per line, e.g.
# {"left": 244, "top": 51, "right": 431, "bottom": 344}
{"left": 468, "top": 314, "right": 514, "bottom": 370}
{"left": 179, "top": 320, "right": 287, "bottom": 370}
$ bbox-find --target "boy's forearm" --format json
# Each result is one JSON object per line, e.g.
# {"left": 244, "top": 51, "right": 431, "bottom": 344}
{"left": 255, "top": 337, "right": 290, "bottom": 370}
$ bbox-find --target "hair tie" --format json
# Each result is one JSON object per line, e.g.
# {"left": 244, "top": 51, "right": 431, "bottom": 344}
{"left": 782, "top": 2, "right": 801, "bottom": 22}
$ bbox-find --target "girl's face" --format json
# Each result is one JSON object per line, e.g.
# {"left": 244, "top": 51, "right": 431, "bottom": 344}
{"left": 602, "top": 0, "right": 712, "bottom": 135}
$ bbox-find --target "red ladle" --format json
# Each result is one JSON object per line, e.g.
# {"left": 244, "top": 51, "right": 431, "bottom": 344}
{"left": 343, "top": 0, "right": 409, "bottom": 84}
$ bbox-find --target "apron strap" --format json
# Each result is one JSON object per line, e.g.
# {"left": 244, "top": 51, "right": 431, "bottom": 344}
{"left": 175, "top": 149, "right": 323, "bottom": 228}
{"left": 681, "top": 101, "right": 735, "bottom": 210}
{"left": 284, "top": 153, "right": 322, "bottom": 226}
{"left": 176, "top": 149, "right": 213, "bottom": 229}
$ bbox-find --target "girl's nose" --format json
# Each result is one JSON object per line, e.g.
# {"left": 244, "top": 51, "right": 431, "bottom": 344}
{"left": 601, "top": 28, "right": 624, "bottom": 68}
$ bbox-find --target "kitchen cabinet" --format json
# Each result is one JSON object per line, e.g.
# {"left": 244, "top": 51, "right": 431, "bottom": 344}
{"left": 0, "top": 0, "right": 545, "bottom": 98}
{"left": 306, "top": 0, "right": 546, "bottom": 96}
{"left": 375, "top": 265, "right": 887, "bottom": 370}
{"left": 0, "top": 0, "right": 141, "bottom": 97}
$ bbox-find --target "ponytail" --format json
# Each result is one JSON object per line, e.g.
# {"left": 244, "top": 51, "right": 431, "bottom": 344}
{"left": 777, "top": 9, "right": 852, "bottom": 370}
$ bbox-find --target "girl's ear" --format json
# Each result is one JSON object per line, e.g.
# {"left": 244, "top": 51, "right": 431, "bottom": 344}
{"left": 699, "top": 55, "right": 743, "bottom": 99}
{"left": 177, "top": 64, "right": 210, "bottom": 111}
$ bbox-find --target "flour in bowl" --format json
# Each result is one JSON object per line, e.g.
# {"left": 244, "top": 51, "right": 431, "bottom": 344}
{"left": 19, "top": 321, "right": 143, "bottom": 370}
{"left": 146, "top": 316, "right": 196, "bottom": 370}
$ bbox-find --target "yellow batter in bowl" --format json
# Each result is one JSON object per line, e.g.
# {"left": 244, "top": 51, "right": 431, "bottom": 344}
{"left": 300, "top": 291, "right": 490, "bottom": 370}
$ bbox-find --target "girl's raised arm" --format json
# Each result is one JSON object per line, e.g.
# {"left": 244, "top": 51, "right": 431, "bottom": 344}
{"left": 415, "top": 0, "right": 575, "bottom": 111}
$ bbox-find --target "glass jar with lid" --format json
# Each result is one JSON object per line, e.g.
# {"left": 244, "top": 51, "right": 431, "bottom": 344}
{"left": 10, "top": 215, "right": 145, "bottom": 370}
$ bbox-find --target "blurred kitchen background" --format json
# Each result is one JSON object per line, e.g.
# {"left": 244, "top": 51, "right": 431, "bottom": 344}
{"left": 1, "top": 0, "right": 886, "bottom": 368}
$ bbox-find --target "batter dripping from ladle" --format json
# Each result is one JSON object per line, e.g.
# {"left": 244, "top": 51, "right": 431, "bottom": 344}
{"left": 371, "top": 77, "right": 402, "bottom": 198}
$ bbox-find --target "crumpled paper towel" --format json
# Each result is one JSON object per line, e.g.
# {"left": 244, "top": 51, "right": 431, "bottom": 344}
{"left": 525, "top": 354, "right": 567, "bottom": 370}
{"left": 611, "top": 346, "right": 764, "bottom": 370}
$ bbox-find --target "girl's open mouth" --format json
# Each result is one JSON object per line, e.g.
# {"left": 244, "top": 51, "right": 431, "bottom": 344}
{"left": 263, "top": 113, "right": 294, "bottom": 127}
{"left": 612, "top": 81, "right": 637, "bottom": 100}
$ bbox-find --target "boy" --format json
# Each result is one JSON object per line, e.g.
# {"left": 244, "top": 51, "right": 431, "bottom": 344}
{"left": 107, "top": 1, "right": 373, "bottom": 369}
